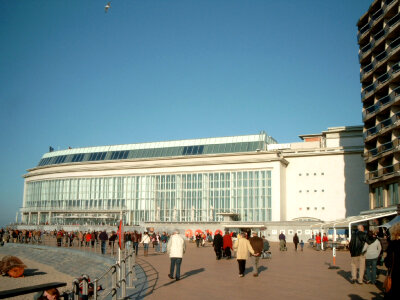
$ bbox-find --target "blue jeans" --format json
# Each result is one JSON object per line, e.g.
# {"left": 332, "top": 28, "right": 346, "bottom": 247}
{"left": 169, "top": 257, "right": 182, "bottom": 279}
{"left": 155, "top": 243, "right": 160, "bottom": 252}
{"left": 365, "top": 258, "right": 378, "bottom": 283}
{"left": 133, "top": 242, "right": 139, "bottom": 254}
{"left": 162, "top": 242, "right": 167, "bottom": 253}
{"left": 101, "top": 241, "right": 106, "bottom": 254}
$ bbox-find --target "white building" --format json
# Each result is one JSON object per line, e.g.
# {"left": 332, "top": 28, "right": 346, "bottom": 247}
{"left": 19, "top": 126, "right": 368, "bottom": 239}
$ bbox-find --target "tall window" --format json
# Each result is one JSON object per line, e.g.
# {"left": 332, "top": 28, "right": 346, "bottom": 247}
{"left": 374, "top": 186, "right": 383, "bottom": 208}
{"left": 388, "top": 183, "right": 399, "bottom": 206}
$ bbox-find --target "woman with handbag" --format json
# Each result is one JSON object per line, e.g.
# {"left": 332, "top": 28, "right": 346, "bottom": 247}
{"left": 384, "top": 222, "right": 400, "bottom": 299}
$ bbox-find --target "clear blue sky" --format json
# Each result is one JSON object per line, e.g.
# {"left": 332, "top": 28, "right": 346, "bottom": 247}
{"left": 0, "top": 0, "right": 371, "bottom": 226}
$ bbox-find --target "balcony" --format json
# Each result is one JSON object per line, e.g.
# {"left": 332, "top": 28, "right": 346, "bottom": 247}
{"left": 357, "top": 0, "right": 397, "bottom": 41}
{"left": 361, "top": 60, "right": 400, "bottom": 100}
{"left": 359, "top": 12, "right": 400, "bottom": 61}
{"left": 361, "top": 36, "right": 400, "bottom": 81}
{"left": 365, "top": 162, "right": 400, "bottom": 182}
{"left": 364, "top": 111, "right": 400, "bottom": 140}
{"left": 365, "top": 138, "right": 400, "bottom": 162}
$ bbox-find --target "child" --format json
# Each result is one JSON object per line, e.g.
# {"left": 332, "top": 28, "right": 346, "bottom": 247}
{"left": 300, "top": 240, "right": 305, "bottom": 251}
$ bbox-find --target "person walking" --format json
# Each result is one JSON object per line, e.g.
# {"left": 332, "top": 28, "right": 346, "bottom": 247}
{"left": 167, "top": 229, "right": 186, "bottom": 281}
{"left": 223, "top": 231, "right": 233, "bottom": 259}
{"left": 99, "top": 230, "right": 108, "bottom": 255}
{"left": 384, "top": 222, "right": 400, "bottom": 299}
{"left": 249, "top": 232, "right": 263, "bottom": 277}
{"left": 233, "top": 232, "right": 256, "bottom": 277}
{"left": 349, "top": 224, "right": 373, "bottom": 284}
{"left": 132, "top": 231, "right": 139, "bottom": 255}
{"left": 160, "top": 232, "right": 168, "bottom": 253}
{"left": 293, "top": 233, "right": 299, "bottom": 251}
{"left": 316, "top": 233, "right": 322, "bottom": 251}
{"left": 213, "top": 232, "right": 223, "bottom": 260}
{"left": 365, "top": 230, "right": 381, "bottom": 284}
{"left": 279, "top": 232, "right": 286, "bottom": 251}
{"left": 141, "top": 232, "right": 151, "bottom": 256}
{"left": 322, "top": 233, "right": 329, "bottom": 251}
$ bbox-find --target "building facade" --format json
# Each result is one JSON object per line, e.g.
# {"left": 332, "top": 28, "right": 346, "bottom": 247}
{"left": 20, "top": 127, "right": 368, "bottom": 233}
{"left": 358, "top": 0, "right": 400, "bottom": 211}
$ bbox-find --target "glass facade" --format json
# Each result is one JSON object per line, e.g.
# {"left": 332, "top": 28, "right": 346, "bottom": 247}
{"left": 23, "top": 169, "right": 272, "bottom": 225}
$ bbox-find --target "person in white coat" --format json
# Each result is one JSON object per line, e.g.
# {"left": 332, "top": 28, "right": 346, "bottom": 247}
{"left": 167, "top": 229, "right": 186, "bottom": 281}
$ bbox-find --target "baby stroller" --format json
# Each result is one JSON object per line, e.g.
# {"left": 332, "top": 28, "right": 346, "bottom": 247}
{"left": 279, "top": 239, "right": 287, "bottom": 251}
{"left": 261, "top": 240, "right": 272, "bottom": 259}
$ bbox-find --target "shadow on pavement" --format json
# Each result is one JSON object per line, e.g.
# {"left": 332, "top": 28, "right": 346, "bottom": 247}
{"left": 337, "top": 270, "right": 352, "bottom": 283}
{"left": 24, "top": 268, "right": 47, "bottom": 276}
{"left": 348, "top": 294, "right": 366, "bottom": 300}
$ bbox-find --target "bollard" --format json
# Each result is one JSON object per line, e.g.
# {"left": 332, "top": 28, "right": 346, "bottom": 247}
{"left": 93, "top": 279, "right": 98, "bottom": 300}
{"left": 121, "top": 259, "right": 126, "bottom": 299}
{"left": 112, "top": 266, "right": 118, "bottom": 300}
{"left": 127, "top": 252, "right": 133, "bottom": 288}
{"left": 73, "top": 279, "right": 80, "bottom": 300}
{"left": 82, "top": 274, "right": 89, "bottom": 300}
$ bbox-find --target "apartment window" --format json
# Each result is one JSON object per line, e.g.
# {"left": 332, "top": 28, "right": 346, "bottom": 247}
{"left": 322, "top": 207, "right": 325, "bottom": 210}
{"left": 299, "top": 173, "right": 302, "bottom": 176}
{"left": 388, "top": 183, "right": 399, "bottom": 205}
{"left": 299, "top": 190, "right": 302, "bottom": 193}
{"left": 314, "top": 173, "right": 317, "bottom": 176}
{"left": 374, "top": 186, "right": 384, "bottom": 208}
{"left": 321, "top": 172, "right": 324, "bottom": 175}
{"left": 322, "top": 189, "right": 325, "bottom": 192}
{"left": 306, "top": 173, "right": 309, "bottom": 176}
{"left": 307, "top": 207, "right": 310, "bottom": 210}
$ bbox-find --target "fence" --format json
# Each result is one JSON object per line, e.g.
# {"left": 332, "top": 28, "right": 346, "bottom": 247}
{"left": 71, "top": 248, "right": 136, "bottom": 300}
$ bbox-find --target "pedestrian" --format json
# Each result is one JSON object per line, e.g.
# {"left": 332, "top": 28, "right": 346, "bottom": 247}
{"left": 249, "top": 232, "right": 263, "bottom": 277}
{"left": 132, "top": 231, "right": 139, "bottom": 255}
{"left": 155, "top": 233, "right": 160, "bottom": 253}
{"left": 300, "top": 240, "right": 305, "bottom": 251}
{"left": 141, "top": 232, "right": 151, "bottom": 256}
{"left": 99, "top": 230, "right": 108, "bottom": 255}
{"left": 160, "top": 232, "right": 168, "bottom": 253}
{"left": 279, "top": 232, "right": 286, "bottom": 251}
{"left": 384, "top": 222, "right": 400, "bottom": 299}
{"left": 293, "top": 233, "right": 299, "bottom": 251}
{"left": 233, "top": 232, "right": 256, "bottom": 277}
{"left": 195, "top": 232, "right": 201, "bottom": 247}
{"left": 316, "top": 233, "right": 322, "bottom": 251}
{"left": 223, "top": 231, "right": 233, "bottom": 259}
{"left": 322, "top": 233, "right": 329, "bottom": 250}
{"left": 167, "top": 229, "right": 186, "bottom": 281}
{"left": 365, "top": 230, "right": 381, "bottom": 284}
{"left": 213, "top": 231, "right": 223, "bottom": 260}
{"left": 349, "top": 224, "right": 373, "bottom": 284}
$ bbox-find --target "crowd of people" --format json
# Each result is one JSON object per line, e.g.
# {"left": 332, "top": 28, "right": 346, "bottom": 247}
{"left": 1, "top": 221, "right": 399, "bottom": 298}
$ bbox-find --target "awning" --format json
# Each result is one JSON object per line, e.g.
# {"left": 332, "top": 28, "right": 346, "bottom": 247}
{"left": 310, "top": 211, "right": 397, "bottom": 240}
{"left": 380, "top": 215, "right": 400, "bottom": 228}
{"left": 310, "top": 211, "right": 397, "bottom": 230}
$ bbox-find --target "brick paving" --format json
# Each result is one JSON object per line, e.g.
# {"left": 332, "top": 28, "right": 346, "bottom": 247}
{"left": 132, "top": 241, "right": 385, "bottom": 300}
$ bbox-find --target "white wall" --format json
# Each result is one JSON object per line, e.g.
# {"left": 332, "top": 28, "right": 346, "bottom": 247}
{"left": 284, "top": 152, "right": 368, "bottom": 221}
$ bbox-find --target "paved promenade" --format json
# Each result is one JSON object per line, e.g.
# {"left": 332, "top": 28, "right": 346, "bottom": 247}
{"left": 134, "top": 241, "right": 385, "bottom": 300}
{"left": 0, "top": 239, "right": 387, "bottom": 300}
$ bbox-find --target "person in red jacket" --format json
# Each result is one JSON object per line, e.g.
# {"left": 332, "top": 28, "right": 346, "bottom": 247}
{"left": 322, "top": 233, "right": 329, "bottom": 251}
{"left": 316, "top": 233, "right": 322, "bottom": 251}
{"left": 223, "top": 231, "right": 233, "bottom": 259}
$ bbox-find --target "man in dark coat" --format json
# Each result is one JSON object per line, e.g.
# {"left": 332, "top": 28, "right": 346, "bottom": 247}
{"left": 349, "top": 224, "right": 373, "bottom": 284}
{"left": 249, "top": 232, "right": 263, "bottom": 276}
{"left": 213, "top": 232, "right": 223, "bottom": 260}
{"left": 99, "top": 230, "right": 108, "bottom": 255}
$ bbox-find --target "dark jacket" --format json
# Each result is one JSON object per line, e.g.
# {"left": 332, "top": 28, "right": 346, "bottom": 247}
{"left": 384, "top": 239, "right": 400, "bottom": 299}
{"left": 349, "top": 230, "right": 372, "bottom": 257}
{"left": 249, "top": 236, "right": 263, "bottom": 253}
{"left": 213, "top": 234, "right": 223, "bottom": 248}
{"left": 293, "top": 235, "right": 299, "bottom": 244}
{"left": 99, "top": 231, "right": 108, "bottom": 241}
